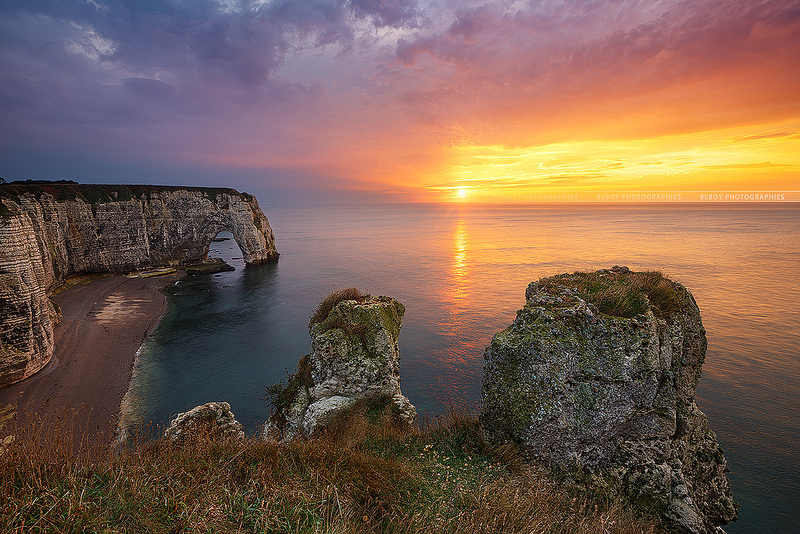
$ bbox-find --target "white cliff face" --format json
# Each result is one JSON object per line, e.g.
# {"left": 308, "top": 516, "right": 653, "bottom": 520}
{"left": 0, "top": 212, "right": 60, "bottom": 386}
{"left": 0, "top": 183, "right": 279, "bottom": 387}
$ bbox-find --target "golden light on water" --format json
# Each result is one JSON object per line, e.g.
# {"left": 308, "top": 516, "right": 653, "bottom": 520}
{"left": 452, "top": 219, "right": 468, "bottom": 299}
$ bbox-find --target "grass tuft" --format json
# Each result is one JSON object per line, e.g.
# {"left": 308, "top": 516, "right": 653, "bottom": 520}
{"left": 309, "top": 287, "right": 368, "bottom": 326}
{"left": 0, "top": 406, "right": 664, "bottom": 533}
{"left": 263, "top": 354, "right": 314, "bottom": 419}
{"left": 538, "top": 269, "right": 681, "bottom": 318}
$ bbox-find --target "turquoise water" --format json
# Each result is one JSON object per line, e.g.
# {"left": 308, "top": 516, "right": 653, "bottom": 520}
{"left": 124, "top": 203, "right": 800, "bottom": 533}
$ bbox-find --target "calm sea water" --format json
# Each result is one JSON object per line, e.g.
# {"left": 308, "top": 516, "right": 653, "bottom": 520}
{"left": 122, "top": 203, "right": 800, "bottom": 534}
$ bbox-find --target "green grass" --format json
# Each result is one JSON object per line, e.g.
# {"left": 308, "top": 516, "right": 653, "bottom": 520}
{"left": 536, "top": 270, "right": 681, "bottom": 318}
{"left": 0, "top": 406, "right": 663, "bottom": 534}
{"left": 264, "top": 354, "right": 313, "bottom": 415}
{"left": 0, "top": 181, "right": 247, "bottom": 205}
{"left": 306, "top": 288, "right": 376, "bottom": 350}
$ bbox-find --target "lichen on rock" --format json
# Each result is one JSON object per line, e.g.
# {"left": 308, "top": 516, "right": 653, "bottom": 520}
{"left": 480, "top": 267, "right": 737, "bottom": 534}
{"left": 264, "top": 291, "right": 415, "bottom": 442}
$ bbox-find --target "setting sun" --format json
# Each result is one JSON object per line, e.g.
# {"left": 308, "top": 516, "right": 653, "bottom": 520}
{"left": 1, "top": 1, "right": 798, "bottom": 532}
{"left": 430, "top": 121, "right": 800, "bottom": 202}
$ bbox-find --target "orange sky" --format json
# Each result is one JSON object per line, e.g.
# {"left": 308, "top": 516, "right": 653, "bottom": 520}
{"left": 1, "top": 0, "right": 798, "bottom": 202}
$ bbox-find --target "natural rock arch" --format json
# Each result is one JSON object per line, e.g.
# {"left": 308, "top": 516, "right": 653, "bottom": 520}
{"left": 0, "top": 183, "right": 279, "bottom": 386}
{"left": 196, "top": 213, "right": 274, "bottom": 267}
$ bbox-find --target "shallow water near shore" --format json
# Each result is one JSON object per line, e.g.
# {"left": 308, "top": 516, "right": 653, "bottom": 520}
{"left": 122, "top": 202, "right": 799, "bottom": 534}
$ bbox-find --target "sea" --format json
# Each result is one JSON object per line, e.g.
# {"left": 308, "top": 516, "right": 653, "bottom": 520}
{"left": 120, "top": 202, "right": 800, "bottom": 534}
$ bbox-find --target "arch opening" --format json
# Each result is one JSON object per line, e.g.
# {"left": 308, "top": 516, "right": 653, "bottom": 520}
{"left": 206, "top": 230, "right": 246, "bottom": 272}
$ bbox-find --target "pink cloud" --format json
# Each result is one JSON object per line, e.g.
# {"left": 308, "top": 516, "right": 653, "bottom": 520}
{"left": 1, "top": 0, "right": 798, "bottom": 190}
{"left": 390, "top": 0, "right": 800, "bottom": 146}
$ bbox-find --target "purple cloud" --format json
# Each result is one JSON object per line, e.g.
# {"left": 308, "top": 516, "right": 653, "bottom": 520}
{"left": 0, "top": 0, "right": 797, "bottom": 193}
{"left": 350, "top": 0, "right": 418, "bottom": 28}
{"left": 392, "top": 0, "right": 800, "bottom": 141}
{"left": 0, "top": 0, "right": 422, "bottom": 165}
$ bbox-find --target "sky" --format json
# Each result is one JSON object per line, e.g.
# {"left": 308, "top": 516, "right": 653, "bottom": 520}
{"left": 1, "top": 0, "right": 798, "bottom": 203}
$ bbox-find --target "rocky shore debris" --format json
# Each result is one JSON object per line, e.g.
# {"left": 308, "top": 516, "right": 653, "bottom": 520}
{"left": 127, "top": 268, "right": 178, "bottom": 278}
{"left": 185, "top": 258, "right": 235, "bottom": 274}
{"left": 480, "top": 268, "right": 738, "bottom": 534}
{"left": 164, "top": 401, "right": 244, "bottom": 443}
{"left": 264, "top": 289, "right": 416, "bottom": 442}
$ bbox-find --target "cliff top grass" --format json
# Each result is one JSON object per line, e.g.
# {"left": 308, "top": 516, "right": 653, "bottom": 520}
{"left": 534, "top": 267, "right": 681, "bottom": 319}
{"left": 0, "top": 180, "right": 253, "bottom": 205}
{"left": 0, "top": 406, "right": 663, "bottom": 534}
{"left": 309, "top": 287, "right": 369, "bottom": 327}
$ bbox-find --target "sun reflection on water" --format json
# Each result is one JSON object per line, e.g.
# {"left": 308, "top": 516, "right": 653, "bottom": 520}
{"left": 452, "top": 219, "right": 469, "bottom": 308}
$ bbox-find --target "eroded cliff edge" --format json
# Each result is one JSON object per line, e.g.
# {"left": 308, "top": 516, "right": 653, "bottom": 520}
{"left": 480, "top": 267, "right": 737, "bottom": 534}
{"left": 0, "top": 182, "right": 278, "bottom": 387}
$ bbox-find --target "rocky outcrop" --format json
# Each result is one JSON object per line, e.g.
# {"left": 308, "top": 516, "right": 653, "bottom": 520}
{"left": 264, "top": 293, "right": 416, "bottom": 442}
{"left": 480, "top": 268, "right": 737, "bottom": 534}
{"left": 164, "top": 402, "right": 244, "bottom": 443}
{"left": 0, "top": 182, "right": 278, "bottom": 387}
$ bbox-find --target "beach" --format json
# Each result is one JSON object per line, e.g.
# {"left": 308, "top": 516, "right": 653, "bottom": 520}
{"left": 0, "top": 273, "right": 180, "bottom": 446}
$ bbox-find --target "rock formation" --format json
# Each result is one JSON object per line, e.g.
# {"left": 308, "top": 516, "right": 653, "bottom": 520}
{"left": 480, "top": 267, "right": 737, "bottom": 534}
{"left": 264, "top": 293, "right": 416, "bottom": 442}
{"left": 0, "top": 182, "right": 278, "bottom": 387}
{"left": 164, "top": 401, "right": 244, "bottom": 443}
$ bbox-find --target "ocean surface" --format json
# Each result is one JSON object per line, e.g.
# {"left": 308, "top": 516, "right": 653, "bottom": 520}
{"left": 121, "top": 203, "right": 800, "bottom": 534}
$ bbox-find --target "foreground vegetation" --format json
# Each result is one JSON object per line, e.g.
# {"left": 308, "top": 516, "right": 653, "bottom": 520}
{"left": 0, "top": 404, "right": 662, "bottom": 533}
{"left": 308, "top": 287, "right": 368, "bottom": 327}
{"left": 536, "top": 269, "right": 681, "bottom": 318}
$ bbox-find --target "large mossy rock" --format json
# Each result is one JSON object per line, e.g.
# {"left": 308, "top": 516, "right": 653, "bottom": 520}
{"left": 264, "top": 294, "right": 416, "bottom": 442}
{"left": 480, "top": 267, "right": 737, "bottom": 534}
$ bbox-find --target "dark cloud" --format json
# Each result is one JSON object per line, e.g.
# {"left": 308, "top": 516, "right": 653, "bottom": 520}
{"left": 350, "top": 0, "right": 418, "bottom": 28}
{"left": 1, "top": 0, "right": 797, "bottom": 191}
{"left": 1, "top": 0, "right": 419, "bottom": 94}
{"left": 0, "top": 0, "right": 422, "bottom": 161}
{"left": 123, "top": 77, "right": 175, "bottom": 99}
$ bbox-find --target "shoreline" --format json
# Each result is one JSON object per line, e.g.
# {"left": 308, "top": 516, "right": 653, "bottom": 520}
{"left": 0, "top": 272, "right": 182, "bottom": 447}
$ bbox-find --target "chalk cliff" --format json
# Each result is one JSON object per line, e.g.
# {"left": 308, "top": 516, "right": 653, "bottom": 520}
{"left": 480, "top": 268, "right": 737, "bottom": 534}
{"left": 0, "top": 182, "right": 278, "bottom": 387}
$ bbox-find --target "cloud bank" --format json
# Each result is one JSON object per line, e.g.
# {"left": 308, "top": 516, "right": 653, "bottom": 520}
{"left": 1, "top": 0, "right": 798, "bottom": 199}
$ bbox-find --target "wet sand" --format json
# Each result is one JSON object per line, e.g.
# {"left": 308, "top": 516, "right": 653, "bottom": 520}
{"left": 0, "top": 274, "right": 180, "bottom": 446}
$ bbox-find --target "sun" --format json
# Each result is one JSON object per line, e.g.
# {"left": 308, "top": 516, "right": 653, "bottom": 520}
{"left": 457, "top": 187, "right": 468, "bottom": 200}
